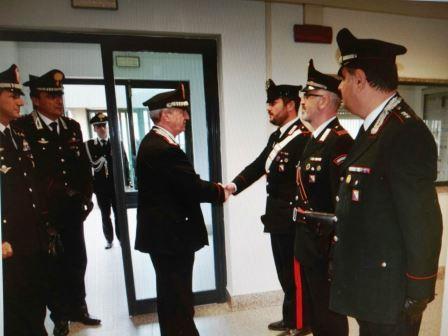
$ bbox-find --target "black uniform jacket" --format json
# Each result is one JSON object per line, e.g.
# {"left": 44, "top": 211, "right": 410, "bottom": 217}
{"left": 14, "top": 111, "right": 93, "bottom": 228}
{"left": 84, "top": 138, "right": 130, "bottom": 195}
{"left": 135, "top": 127, "right": 225, "bottom": 255}
{"left": 294, "top": 118, "right": 353, "bottom": 267}
{"left": 1, "top": 126, "right": 48, "bottom": 255}
{"left": 232, "top": 118, "right": 310, "bottom": 234}
{"left": 329, "top": 95, "right": 443, "bottom": 324}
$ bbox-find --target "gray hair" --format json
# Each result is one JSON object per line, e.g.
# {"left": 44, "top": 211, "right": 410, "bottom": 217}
{"left": 326, "top": 91, "right": 342, "bottom": 111}
{"left": 149, "top": 108, "right": 167, "bottom": 124}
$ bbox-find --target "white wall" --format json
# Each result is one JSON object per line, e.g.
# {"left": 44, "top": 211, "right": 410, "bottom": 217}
{"left": 1, "top": 0, "right": 448, "bottom": 298}
{"left": 0, "top": 41, "right": 19, "bottom": 71}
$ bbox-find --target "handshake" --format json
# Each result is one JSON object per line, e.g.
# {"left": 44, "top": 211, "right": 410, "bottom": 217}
{"left": 219, "top": 183, "right": 237, "bottom": 202}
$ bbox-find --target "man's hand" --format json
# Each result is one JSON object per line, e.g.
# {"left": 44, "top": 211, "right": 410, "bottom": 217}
{"left": 403, "top": 297, "right": 429, "bottom": 321}
{"left": 2, "top": 241, "right": 13, "bottom": 259}
{"left": 224, "top": 183, "right": 237, "bottom": 194}
{"left": 219, "top": 183, "right": 232, "bottom": 202}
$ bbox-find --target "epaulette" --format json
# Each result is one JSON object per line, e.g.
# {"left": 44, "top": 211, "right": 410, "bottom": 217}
{"left": 391, "top": 106, "right": 413, "bottom": 124}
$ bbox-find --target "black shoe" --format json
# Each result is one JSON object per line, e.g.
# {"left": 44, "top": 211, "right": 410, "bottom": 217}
{"left": 70, "top": 312, "right": 101, "bottom": 325}
{"left": 276, "top": 327, "right": 312, "bottom": 336}
{"left": 70, "top": 305, "right": 101, "bottom": 325}
{"left": 53, "top": 320, "right": 69, "bottom": 336}
{"left": 105, "top": 241, "right": 113, "bottom": 249}
{"left": 268, "top": 320, "right": 288, "bottom": 331}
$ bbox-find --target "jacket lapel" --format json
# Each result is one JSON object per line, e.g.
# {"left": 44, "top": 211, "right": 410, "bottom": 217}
{"left": 341, "top": 94, "right": 402, "bottom": 171}
{"left": 341, "top": 130, "right": 378, "bottom": 171}
{"left": 277, "top": 118, "right": 302, "bottom": 142}
{"left": 302, "top": 118, "right": 338, "bottom": 159}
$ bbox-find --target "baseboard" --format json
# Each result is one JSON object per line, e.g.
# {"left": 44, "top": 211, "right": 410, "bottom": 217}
{"left": 225, "top": 288, "right": 283, "bottom": 311}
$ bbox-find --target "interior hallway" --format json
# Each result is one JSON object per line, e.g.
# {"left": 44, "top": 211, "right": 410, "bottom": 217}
{"left": 45, "top": 202, "right": 445, "bottom": 336}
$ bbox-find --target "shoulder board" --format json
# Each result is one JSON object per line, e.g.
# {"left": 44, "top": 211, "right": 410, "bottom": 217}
{"left": 391, "top": 107, "right": 413, "bottom": 124}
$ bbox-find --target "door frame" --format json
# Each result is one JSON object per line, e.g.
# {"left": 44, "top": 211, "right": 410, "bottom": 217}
{"left": 0, "top": 29, "right": 227, "bottom": 316}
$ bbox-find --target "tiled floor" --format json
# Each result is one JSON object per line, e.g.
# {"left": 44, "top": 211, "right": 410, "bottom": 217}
{"left": 44, "top": 204, "right": 444, "bottom": 335}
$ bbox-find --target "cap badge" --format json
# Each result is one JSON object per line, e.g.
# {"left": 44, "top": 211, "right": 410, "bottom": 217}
{"left": 54, "top": 72, "right": 64, "bottom": 87}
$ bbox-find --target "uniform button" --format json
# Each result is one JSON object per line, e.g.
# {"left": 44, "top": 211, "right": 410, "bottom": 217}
{"left": 309, "top": 207, "right": 313, "bottom": 211}
{"left": 63, "top": 171, "right": 67, "bottom": 174}
{"left": 2, "top": 219, "right": 6, "bottom": 224}
{"left": 335, "top": 196, "right": 340, "bottom": 202}
{"left": 289, "top": 202, "right": 293, "bottom": 205}
{"left": 23, "top": 172, "right": 27, "bottom": 177}
{"left": 1, "top": 157, "right": 4, "bottom": 160}
{"left": 266, "top": 182, "right": 269, "bottom": 186}
{"left": 295, "top": 196, "right": 299, "bottom": 200}
{"left": 185, "top": 217, "right": 189, "bottom": 221}
{"left": 340, "top": 177, "right": 344, "bottom": 182}
{"left": 18, "top": 157, "right": 21, "bottom": 161}
{"left": 381, "top": 262, "right": 387, "bottom": 268}
{"left": 61, "top": 158, "right": 65, "bottom": 162}
{"left": 267, "top": 170, "right": 270, "bottom": 173}
{"left": 32, "top": 204, "right": 36, "bottom": 208}
{"left": 29, "top": 188, "right": 33, "bottom": 192}
{"left": 64, "top": 182, "right": 68, "bottom": 186}
{"left": 334, "top": 216, "right": 338, "bottom": 222}
{"left": 333, "top": 235, "right": 339, "bottom": 242}
{"left": 59, "top": 146, "right": 62, "bottom": 150}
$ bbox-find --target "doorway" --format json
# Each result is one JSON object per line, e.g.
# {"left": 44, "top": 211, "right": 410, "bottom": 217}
{"left": 0, "top": 31, "right": 226, "bottom": 316}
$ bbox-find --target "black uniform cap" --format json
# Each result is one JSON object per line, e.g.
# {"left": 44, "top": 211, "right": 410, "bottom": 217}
{"left": 0, "top": 64, "right": 24, "bottom": 95}
{"left": 24, "top": 69, "right": 65, "bottom": 94}
{"left": 266, "top": 79, "right": 302, "bottom": 104}
{"left": 337, "top": 28, "right": 407, "bottom": 74}
{"left": 143, "top": 83, "right": 189, "bottom": 111}
{"left": 302, "top": 59, "right": 341, "bottom": 97}
{"left": 90, "top": 112, "right": 108, "bottom": 125}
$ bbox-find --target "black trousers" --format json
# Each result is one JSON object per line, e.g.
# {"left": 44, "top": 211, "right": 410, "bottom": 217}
{"left": 48, "top": 219, "right": 88, "bottom": 321}
{"left": 357, "top": 314, "right": 423, "bottom": 336}
{"left": 300, "top": 261, "right": 348, "bottom": 336}
{"left": 3, "top": 254, "right": 47, "bottom": 336}
{"left": 150, "top": 252, "right": 199, "bottom": 336}
{"left": 270, "top": 233, "right": 296, "bottom": 328}
{"left": 95, "top": 191, "right": 119, "bottom": 243}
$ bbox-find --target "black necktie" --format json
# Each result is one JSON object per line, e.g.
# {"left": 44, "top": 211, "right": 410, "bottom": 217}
{"left": 50, "top": 122, "right": 58, "bottom": 137}
{"left": 273, "top": 129, "right": 281, "bottom": 143}
{"left": 101, "top": 139, "right": 107, "bottom": 147}
{"left": 3, "top": 127, "right": 17, "bottom": 149}
{"left": 355, "top": 125, "right": 366, "bottom": 142}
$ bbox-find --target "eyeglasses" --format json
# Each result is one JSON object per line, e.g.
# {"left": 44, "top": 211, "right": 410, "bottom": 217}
{"left": 303, "top": 93, "right": 324, "bottom": 99}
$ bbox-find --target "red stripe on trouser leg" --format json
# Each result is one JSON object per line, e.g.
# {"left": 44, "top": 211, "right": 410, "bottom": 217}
{"left": 294, "top": 258, "right": 303, "bottom": 329}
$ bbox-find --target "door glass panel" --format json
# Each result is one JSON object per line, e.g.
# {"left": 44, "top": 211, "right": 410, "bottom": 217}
{"left": 112, "top": 51, "right": 216, "bottom": 301}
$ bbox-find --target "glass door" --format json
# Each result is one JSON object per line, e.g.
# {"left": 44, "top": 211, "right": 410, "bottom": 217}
{"left": 101, "top": 38, "right": 225, "bottom": 315}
